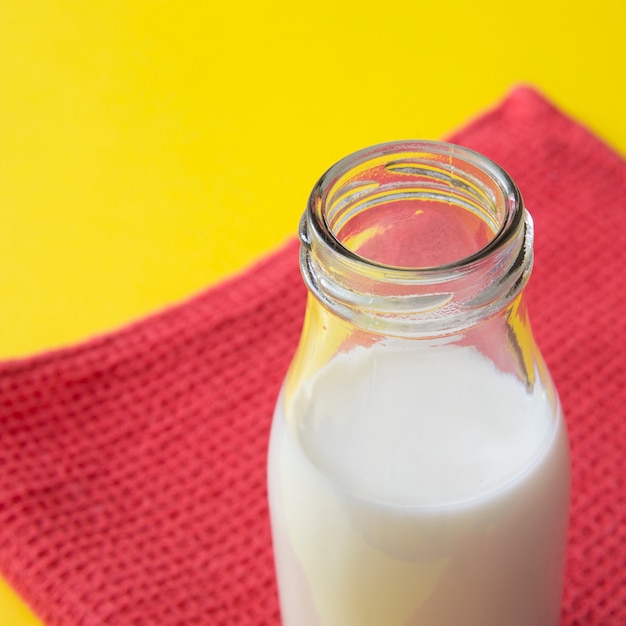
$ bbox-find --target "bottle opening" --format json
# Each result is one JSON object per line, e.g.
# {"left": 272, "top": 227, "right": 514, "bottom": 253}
{"left": 315, "top": 142, "right": 519, "bottom": 271}
{"left": 301, "top": 141, "right": 531, "bottom": 335}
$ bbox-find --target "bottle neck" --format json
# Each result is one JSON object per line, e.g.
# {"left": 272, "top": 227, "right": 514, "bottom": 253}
{"left": 299, "top": 141, "right": 533, "bottom": 338}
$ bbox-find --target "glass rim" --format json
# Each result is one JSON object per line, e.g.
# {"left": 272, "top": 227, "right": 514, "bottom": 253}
{"left": 306, "top": 139, "right": 525, "bottom": 277}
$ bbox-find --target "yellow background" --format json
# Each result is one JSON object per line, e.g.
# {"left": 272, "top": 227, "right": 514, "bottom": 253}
{"left": 0, "top": 0, "right": 624, "bottom": 623}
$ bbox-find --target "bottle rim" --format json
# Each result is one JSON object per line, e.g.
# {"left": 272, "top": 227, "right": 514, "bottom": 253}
{"left": 299, "top": 140, "right": 533, "bottom": 335}
{"left": 304, "top": 140, "right": 524, "bottom": 278}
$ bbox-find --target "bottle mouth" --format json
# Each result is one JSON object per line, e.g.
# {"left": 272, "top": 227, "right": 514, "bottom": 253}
{"left": 300, "top": 141, "right": 532, "bottom": 335}
{"left": 309, "top": 140, "right": 523, "bottom": 273}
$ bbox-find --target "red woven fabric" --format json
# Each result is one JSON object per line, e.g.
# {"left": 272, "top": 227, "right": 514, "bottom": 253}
{"left": 0, "top": 87, "right": 624, "bottom": 626}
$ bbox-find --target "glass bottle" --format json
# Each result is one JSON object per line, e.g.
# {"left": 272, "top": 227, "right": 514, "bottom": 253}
{"left": 267, "top": 141, "right": 570, "bottom": 626}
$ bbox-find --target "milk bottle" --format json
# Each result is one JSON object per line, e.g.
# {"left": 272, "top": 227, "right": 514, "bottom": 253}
{"left": 268, "top": 141, "right": 570, "bottom": 626}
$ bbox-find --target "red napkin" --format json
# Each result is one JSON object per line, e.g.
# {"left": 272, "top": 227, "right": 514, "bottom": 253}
{"left": 1, "top": 87, "right": 625, "bottom": 626}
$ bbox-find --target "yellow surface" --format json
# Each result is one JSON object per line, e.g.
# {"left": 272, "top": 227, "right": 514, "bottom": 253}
{"left": 0, "top": 0, "right": 623, "bottom": 622}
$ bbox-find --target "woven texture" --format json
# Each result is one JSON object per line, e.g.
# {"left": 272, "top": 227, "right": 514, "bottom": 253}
{"left": 0, "top": 87, "right": 625, "bottom": 626}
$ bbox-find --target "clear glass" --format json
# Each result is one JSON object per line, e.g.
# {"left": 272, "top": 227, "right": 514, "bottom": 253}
{"left": 268, "top": 141, "right": 570, "bottom": 626}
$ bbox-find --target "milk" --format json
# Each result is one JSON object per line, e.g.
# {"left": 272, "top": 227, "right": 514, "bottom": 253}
{"left": 268, "top": 344, "right": 570, "bottom": 626}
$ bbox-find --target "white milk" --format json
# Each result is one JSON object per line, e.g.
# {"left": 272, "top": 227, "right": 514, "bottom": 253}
{"left": 268, "top": 344, "right": 570, "bottom": 626}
